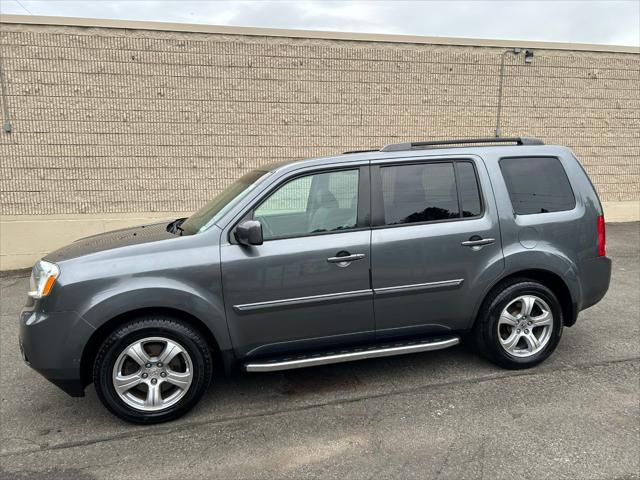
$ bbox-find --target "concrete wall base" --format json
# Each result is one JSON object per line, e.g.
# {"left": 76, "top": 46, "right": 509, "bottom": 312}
{"left": 1, "top": 212, "right": 187, "bottom": 270}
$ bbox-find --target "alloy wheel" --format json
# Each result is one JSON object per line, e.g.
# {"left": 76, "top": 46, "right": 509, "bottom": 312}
{"left": 497, "top": 295, "right": 553, "bottom": 358}
{"left": 112, "top": 336, "right": 193, "bottom": 412}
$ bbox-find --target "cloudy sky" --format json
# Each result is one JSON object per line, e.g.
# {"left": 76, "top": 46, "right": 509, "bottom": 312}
{"left": 1, "top": 0, "right": 638, "bottom": 46}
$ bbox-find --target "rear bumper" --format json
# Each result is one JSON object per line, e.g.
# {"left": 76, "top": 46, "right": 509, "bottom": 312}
{"left": 19, "top": 309, "right": 95, "bottom": 397}
{"left": 579, "top": 256, "right": 612, "bottom": 311}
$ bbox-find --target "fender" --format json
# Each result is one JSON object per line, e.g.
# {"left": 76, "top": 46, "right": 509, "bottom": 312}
{"left": 79, "top": 277, "right": 232, "bottom": 352}
{"left": 471, "top": 247, "right": 581, "bottom": 325}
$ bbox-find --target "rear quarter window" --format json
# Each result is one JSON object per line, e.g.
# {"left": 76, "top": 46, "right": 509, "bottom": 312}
{"left": 499, "top": 157, "right": 576, "bottom": 215}
{"left": 456, "top": 161, "right": 482, "bottom": 217}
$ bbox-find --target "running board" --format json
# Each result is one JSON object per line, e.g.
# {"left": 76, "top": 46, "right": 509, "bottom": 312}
{"left": 244, "top": 336, "right": 460, "bottom": 373}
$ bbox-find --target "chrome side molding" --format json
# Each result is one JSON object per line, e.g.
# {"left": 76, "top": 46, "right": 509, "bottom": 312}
{"left": 234, "top": 279, "right": 464, "bottom": 312}
{"left": 233, "top": 289, "right": 373, "bottom": 313}
{"left": 374, "top": 279, "right": 463, "bottom": 296}
{"left": 245, "top": 336, "right": 460, "bottom": 372}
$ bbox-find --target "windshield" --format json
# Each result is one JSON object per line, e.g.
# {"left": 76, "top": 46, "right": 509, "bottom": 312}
{"left": 181, "top": 169, "right": 270, "bottom": 235}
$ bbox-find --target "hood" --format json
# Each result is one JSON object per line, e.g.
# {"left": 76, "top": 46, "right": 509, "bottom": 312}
{"left": 44, "top": 221, "right": 176, "bottom": 263}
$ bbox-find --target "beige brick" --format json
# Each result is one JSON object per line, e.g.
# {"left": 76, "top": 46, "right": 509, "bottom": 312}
{"left": 0, "top": 20, "right": 638, "bottom": 218}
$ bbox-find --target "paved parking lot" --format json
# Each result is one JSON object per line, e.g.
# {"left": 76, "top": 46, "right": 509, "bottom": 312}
{"left": 1, "top": 223, "right": 638, "bottom": 480}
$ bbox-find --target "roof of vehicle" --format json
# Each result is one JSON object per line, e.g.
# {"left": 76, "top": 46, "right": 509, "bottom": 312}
{"left": 264, "top": 137, "right": 573, "bottom": 174}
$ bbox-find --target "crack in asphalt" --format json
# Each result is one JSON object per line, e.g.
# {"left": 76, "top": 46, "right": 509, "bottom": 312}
{"left": 2, "top": 355, "right": 638, "bottom": 459}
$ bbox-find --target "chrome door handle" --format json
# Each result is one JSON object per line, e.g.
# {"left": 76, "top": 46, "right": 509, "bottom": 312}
{"left": 327, "top": 253, "right": 366, "bottom": 265}
{"left": 461, "top": 237, "right": 495, "bottom": 248}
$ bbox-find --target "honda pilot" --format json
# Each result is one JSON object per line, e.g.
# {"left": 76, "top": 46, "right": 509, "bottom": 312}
{"left": 20, "top": 137, "right": 611, "bottom": 423}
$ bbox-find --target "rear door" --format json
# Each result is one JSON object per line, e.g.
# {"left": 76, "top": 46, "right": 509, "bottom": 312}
{"left": 370, "top": 156, "right": 504, "bottom": 338}
{"left": 220, "top": 166, "right": 374, "bottom": 358}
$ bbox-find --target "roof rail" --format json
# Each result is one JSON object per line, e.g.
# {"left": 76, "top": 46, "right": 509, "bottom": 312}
{"left": 342, "top": 148, "right": 380, "bottom": 154}
{"left": 379, "top": 137, "right": 544, "bottom": 152}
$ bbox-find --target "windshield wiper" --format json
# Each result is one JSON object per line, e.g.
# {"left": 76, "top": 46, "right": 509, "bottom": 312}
{"left": 167, "top": 217, "right": 186, "bottom": 236}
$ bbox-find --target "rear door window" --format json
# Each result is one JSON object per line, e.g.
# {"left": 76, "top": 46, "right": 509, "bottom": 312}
{"left": 500, "top": 157, "right": 576, "bottom": 215}
{"left": 381, "top": 162, "right": 458, "bottom": 224}
{"left": 379, "top": 160, "right": 483, "bottom": 226}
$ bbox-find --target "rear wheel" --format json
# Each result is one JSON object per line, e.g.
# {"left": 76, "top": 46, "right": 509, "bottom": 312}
{"left": 93, "top": 316, "right": 212, "bottom": 424}
{"left": 474, "top": 279, "right": 563, "bottom": 369}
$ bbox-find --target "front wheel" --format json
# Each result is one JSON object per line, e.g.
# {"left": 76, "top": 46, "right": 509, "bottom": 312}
{"left": 474, "top": 279, "right": 563, "bottom": 369}
{"left": 93, "top": 316, "right": 213, "bottom": 424}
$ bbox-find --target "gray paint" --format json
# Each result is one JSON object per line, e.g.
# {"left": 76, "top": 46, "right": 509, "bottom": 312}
{"left": 19, "top": 143, "right": 611, "bottom": 397}
{"left": 220, "top": 230, "right": 374, "bottom": 358}
{"left": 369, "top": 153, "right": 504, "bottom": 338}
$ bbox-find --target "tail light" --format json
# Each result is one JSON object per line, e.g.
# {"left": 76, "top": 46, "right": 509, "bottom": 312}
{"left": 597, "top": 215, "right": 606, "bottom": 257}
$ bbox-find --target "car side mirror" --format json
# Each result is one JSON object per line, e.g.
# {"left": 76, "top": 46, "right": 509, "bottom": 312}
{"left": 234, "top": 220, "right": 263, "bottom": 246}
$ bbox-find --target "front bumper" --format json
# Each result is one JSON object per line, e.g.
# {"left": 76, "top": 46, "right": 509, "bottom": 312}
{"left": 19, "top": 309, "right": 95, "bottom": 397}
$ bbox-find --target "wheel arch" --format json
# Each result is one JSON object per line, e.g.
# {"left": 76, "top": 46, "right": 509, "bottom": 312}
{"left": 473, "top": 268, "right": 577, "bottom": 329}
{"left": 80, "top": 306, "right": 229, "bottom": 387}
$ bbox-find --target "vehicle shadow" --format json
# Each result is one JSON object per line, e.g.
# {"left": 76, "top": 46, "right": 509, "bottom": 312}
{"left": 9, "top": 340, "right": 495, "bottom": 446}
{"left": 193, "top": 340, "right": 495, "bottom": 417}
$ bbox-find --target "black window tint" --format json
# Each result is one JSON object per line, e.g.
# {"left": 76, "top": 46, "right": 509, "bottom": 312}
{"left": 500, "top": 157, "right": 576, "bottom": 215}
{"left": 456, "top": 162, "right": 482, "bottom": 217}
{"left": 381, "top": 163, "right": 459, "bottom": 225}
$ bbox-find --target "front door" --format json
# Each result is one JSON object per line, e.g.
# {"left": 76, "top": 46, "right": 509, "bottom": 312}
{"left": 370, "top": 157, "right": 504, "bottom": 338}
{"left": 220, "top": 166, "right": 374, "bottom": 358}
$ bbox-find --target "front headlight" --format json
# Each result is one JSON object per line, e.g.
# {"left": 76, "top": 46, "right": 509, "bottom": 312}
{"left": 28, "top": 260, "right": 59, "bottom": 299}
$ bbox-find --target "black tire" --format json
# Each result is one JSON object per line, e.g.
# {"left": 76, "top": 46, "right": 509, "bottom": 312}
{"left": 474, "top": 279, "right": 563, "bottom": 369}
{"left": 93, "top": 315, "right": 213, "bottom": 424}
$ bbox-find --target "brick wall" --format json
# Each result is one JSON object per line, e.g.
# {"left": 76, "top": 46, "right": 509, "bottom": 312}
{"left": 0, "top": 18, "right": 638, "bottom": 268}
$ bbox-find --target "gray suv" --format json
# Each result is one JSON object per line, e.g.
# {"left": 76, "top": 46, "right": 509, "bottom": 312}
{"left": 20, "top": 137, "right": 611, "bottom": 423}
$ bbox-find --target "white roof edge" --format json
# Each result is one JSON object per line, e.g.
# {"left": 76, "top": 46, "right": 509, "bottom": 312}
{"left": 1, "top": 14, "right": 638, "bottom": 54}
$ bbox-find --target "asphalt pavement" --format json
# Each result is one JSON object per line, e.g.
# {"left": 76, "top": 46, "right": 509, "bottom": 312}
{"left": 1, "top": 223, "right": 638, "bottom": 479}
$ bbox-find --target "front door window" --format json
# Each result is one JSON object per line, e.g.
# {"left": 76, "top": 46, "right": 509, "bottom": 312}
{"left": 254, "top": 169, "right": 359, "bottom": 240}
